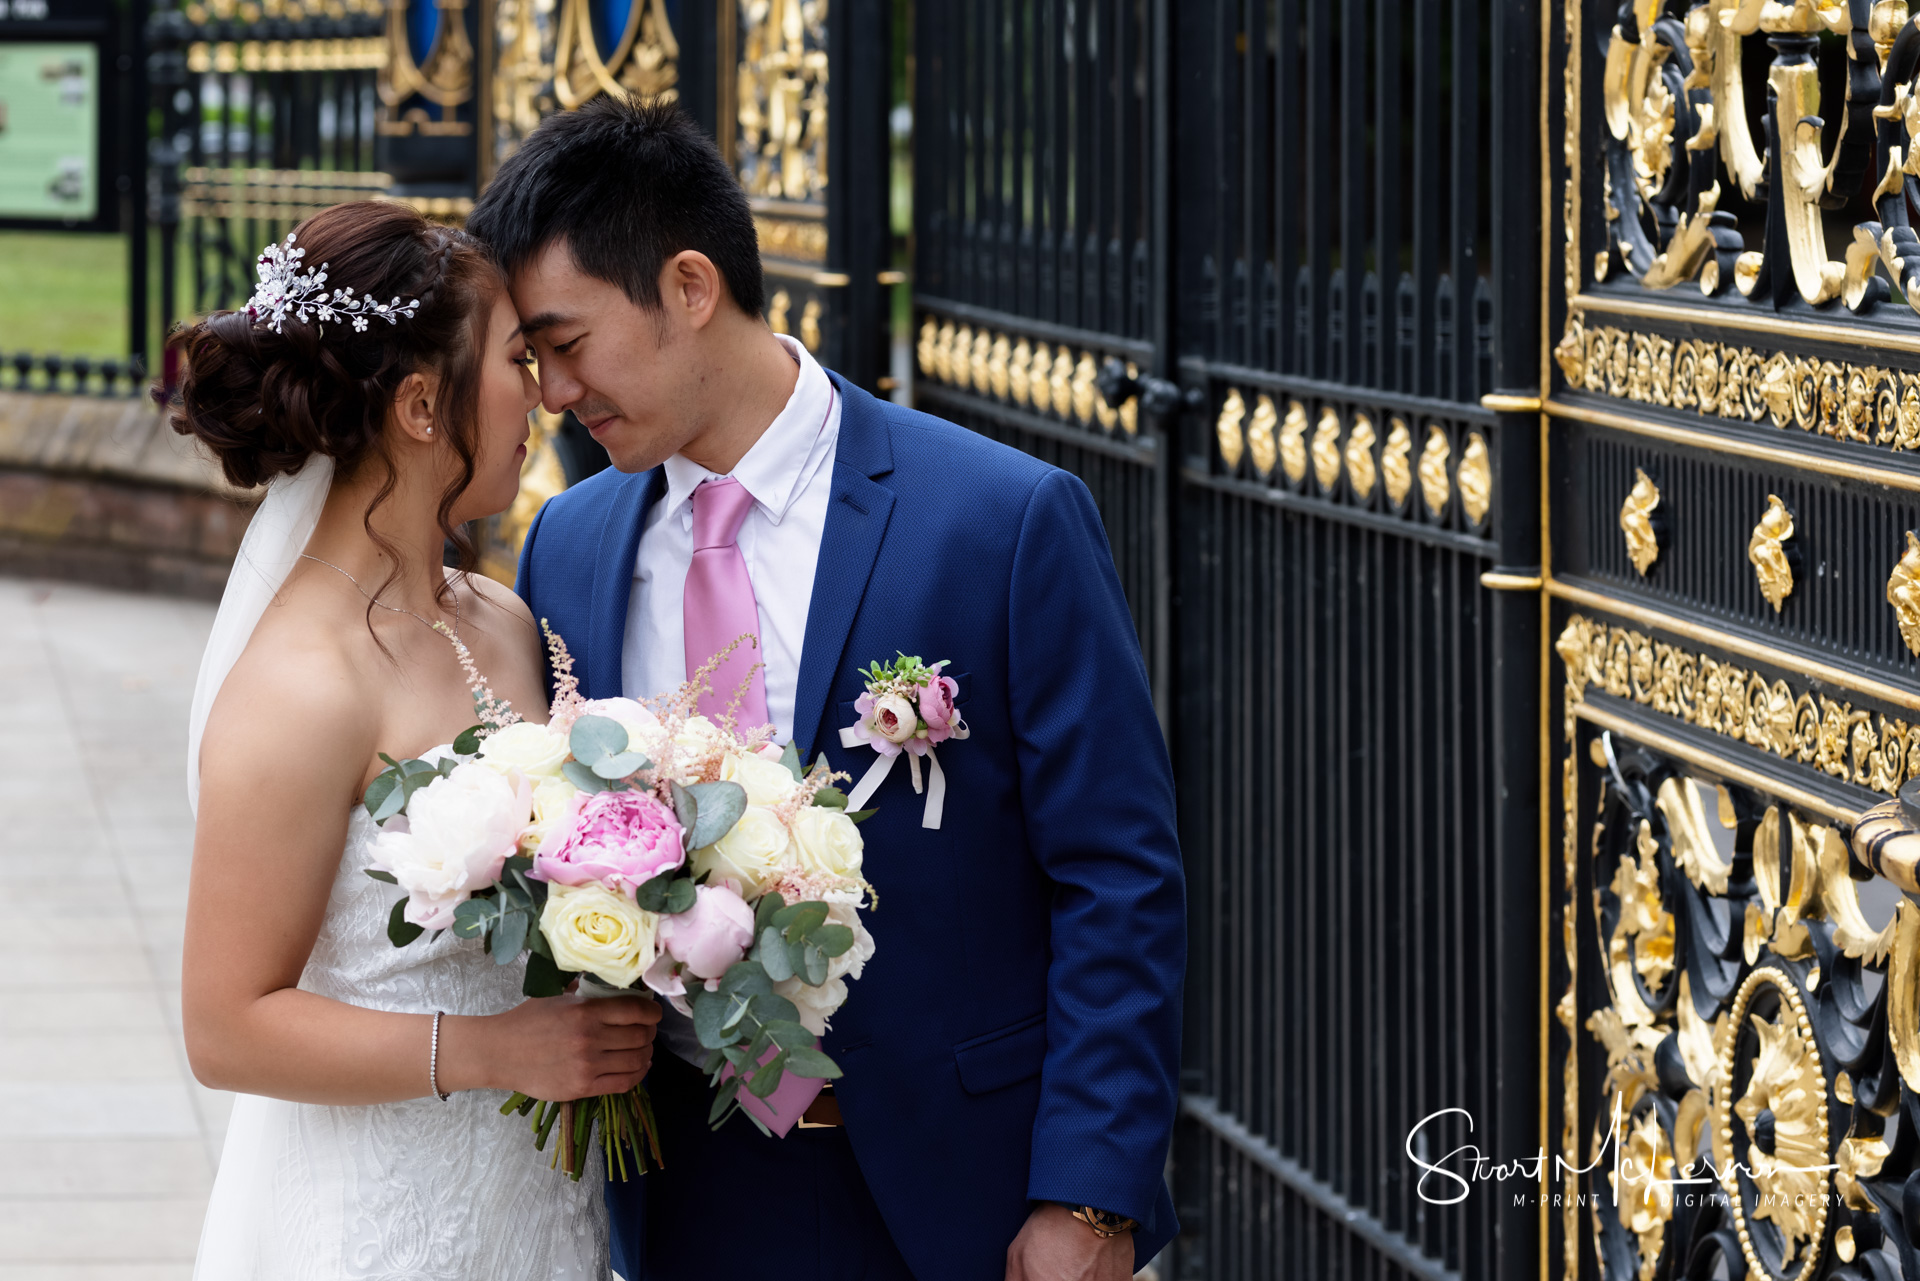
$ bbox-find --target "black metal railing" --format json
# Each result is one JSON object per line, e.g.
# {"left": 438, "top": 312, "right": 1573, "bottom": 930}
{"left": 915, "top": 1, "right": 1541, "bottom": 1277}
{"left": 2, "top": 353, "right": 151, "bottom": 397}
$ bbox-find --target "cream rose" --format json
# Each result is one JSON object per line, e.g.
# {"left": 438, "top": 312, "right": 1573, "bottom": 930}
{"left": 476, "top": 721, "right": 571, "bottom": 780}
{"left": 823, "top": 898, "right": 876, "bottom": 982}
{"left": 540, "top": 882, "right": 659, "bottom": 988}
{"left": 720, "top": 751, "right": 800, "bottom": 807}
{"left": 519, "top": 776, "right": 579, "bottom": 853}
{"left": 789, "top": 806, "right": 864, "bottom": 880}
{"left": 691, "top": 804, "right": 791, "bottom": 897}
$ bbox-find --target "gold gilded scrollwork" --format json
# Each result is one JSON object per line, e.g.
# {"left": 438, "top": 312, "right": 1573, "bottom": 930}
{"left": 987, "top": 334, "right": 1010, "bottom": 401}
{"left": 383, "top": 0, "right": 474, "bottom": 110}
{"left": 552, "top": 0, "right": 677, "bottom": 111}
{"left": 1888, "top": 530, "right": 1920, "bottom": 655}
{"left": 1749, "top": 493, "right": 1797, "bottom": 613}
{"left": 734, "top": 0, "right": 828, "bottom": 203}
{"left": 1311, "top": 409, "right": 1343, "bottom": 491}
{"left": 1216, "top": 389, "right": 1246, "bottom": 472}
{"left": 1620, "top": 467, "right": 1662, "bottom": 576}
{"left": 1279, "top": 400, "right": 1308, "bottom": 484}
{"left": 1048, "top": 349, "right": 1074, "bottom": 419}
{"left": 1418, "top": 425, "right": 1451, "bottom": 515}
{"left": 1716, "top": 967, "right": 1831, "bottom": 1279}
{"left": 1070, "top": 352, "right": 1097, "bottom": 424}
{"left": 1246, "top": 394, "right": 1278, "bottom": 480}
{"left": 1381, "top": 417, "right": 1413, "bottom": 507}
{"left": 1344, "top": 414, "right": 1377, "bottom": 500}
{"left": 1556, "top": 612, "right": 1918, "bottom": 799}
{"left": 1458, "top": 432, "right": 1491, "bottom": 525}
{"left": 1027, "top": 343, "right": 1052, "bottom": 413}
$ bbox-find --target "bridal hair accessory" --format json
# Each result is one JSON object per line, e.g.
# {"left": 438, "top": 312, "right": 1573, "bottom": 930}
{"left": 245, "top": 232, "right": 421, "bottom": 335}
{"left": 839, "top": 654, "right": 968, "bottom": 829}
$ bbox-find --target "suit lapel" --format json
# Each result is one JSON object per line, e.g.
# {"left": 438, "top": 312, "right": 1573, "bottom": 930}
{"left": 790, "top": 376, "right": 896, "bottom": 759}
{"left": 587, "top": 467, "right": 665, "bottom": 701}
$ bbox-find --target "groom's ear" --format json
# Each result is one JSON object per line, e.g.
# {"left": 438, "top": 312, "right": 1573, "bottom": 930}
{"left": 660, "top": 250, "right": 724, "bottom": 334}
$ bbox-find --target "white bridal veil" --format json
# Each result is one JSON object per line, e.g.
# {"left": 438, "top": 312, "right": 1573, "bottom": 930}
{"left": 185, "top": 454, "right": 336, "bottom": 813}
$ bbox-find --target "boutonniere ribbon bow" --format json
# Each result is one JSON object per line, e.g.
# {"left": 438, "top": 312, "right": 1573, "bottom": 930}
{"left": 838, "top": 655, "right": 969, "bottom": 829}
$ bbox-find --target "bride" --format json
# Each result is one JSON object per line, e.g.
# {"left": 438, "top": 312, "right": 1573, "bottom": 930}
{"left": 175, "top": 202, "right": 657, "bottom": 1279}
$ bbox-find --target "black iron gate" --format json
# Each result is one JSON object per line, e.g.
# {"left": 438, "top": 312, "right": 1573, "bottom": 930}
{"left": 911, "top": 1, "right": 1543, "bottom": 1277}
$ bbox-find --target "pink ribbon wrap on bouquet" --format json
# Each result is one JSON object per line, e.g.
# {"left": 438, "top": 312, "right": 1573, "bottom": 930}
{"left": 719, "top": 1042, "right": 827, "bottom": 1138}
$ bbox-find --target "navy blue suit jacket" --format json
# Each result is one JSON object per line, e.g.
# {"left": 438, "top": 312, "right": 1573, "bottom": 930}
{"left": 516, "top": 375, "right": 1184, "bottom": 1276}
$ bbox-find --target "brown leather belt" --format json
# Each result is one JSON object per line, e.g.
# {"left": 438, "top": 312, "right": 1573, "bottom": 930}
{"left": 797, "top": 1084, "right": 842, "bottom": 1128}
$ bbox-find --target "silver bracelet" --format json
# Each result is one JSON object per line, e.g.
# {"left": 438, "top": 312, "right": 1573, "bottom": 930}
{"left": 430, "top": 1011, "right": 450, "bottom": 1102}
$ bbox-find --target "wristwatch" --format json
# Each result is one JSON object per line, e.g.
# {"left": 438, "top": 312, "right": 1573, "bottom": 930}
{"left": 1062, "top": 1204, "right": 1139, "bottom": 1238}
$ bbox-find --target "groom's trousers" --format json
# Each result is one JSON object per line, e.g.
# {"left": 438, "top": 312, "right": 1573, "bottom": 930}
{"left": 609, "top": 1051, "right": 918, "bottom": 1281}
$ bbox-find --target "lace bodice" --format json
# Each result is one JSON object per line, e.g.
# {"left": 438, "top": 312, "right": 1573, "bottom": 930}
{"left": 194, "top": 804, "right": 610, "bottom": 1281}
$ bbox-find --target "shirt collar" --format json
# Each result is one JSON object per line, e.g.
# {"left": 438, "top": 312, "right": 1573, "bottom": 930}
{"left": 659, "top": 335, "right": 834, "bottom": 525}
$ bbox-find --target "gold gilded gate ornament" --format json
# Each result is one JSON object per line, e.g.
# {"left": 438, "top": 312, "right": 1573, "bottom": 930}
{"left": 1382, "top": 418, "right": 1413, "bottom": 507}
{"left": 1246, "top": 394, "right": 1278, "bottom": 480}
{"left": 1620, "top": 467, "right": 1662, "bottom": 575}
{"left": 1279, "top": 400, "right": 1308, "bottom": 484}
{"left": 1887, "top": 530, "right": 1920, "bottom": 656}
{"left": 1749, "top": 495, "right": 1797, "bottom": 612}
{"left": 1311, "top": 408, "right": 1343, "bottom": 491}
{"left": 1344, "top": 414, "right": 1377, "bottom": 500}
{"left": 1215, "top": 389, "right": 1246, "bottom": 472}
{"left": 1418, "top": 425, "right": 1452, "bottom": 515}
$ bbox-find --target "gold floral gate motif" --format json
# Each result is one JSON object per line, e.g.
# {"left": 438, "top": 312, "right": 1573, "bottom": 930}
{"left": 1548, "top": 2, "right": 1920, "bottom": 1280}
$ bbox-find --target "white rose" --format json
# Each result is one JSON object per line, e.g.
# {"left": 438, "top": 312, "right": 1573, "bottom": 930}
{"left": 720, "top": 751, "right": 799, "bottom": 807}
{"left": 519, "top": 776, "right": 579, "bottom": 853}
{"left": 788, "top": 806, "right": 864, "bottom": 880}
{"left": 691, "top": 804, "right": 791, "bottom": 898}
{"left": 370, "top": 762, "right": 530, "bottom": 930}
{"left": 774, "top": 975, "right": 849, "bottom": 1036}
{"left": 641, "top": 714, "right": 728, "bottom": 785}
{"left": 476, "top": 721, "right": 570, "bottom": 780}
{"left": 824, "top": 899, "right": 876, "bottom": 982}
{"left": 540, "top": 882, "right": 659, "bottom": 988}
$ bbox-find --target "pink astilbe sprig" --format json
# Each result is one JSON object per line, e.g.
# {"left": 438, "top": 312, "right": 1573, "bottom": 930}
{"left": 433, "top": 621, "right": 522, "bottom": 735}
{"left": 541, "top": 619, "right": 585, "bottom": 732}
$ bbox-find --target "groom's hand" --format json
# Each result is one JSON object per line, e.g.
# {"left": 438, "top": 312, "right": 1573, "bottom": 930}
{"left": 1004, "top": 1204, "right": 1134, "bottom": 1281}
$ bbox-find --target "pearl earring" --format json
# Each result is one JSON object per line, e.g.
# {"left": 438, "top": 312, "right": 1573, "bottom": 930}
{"left": 426, "top": 427, "right": 434, "bottom": 436}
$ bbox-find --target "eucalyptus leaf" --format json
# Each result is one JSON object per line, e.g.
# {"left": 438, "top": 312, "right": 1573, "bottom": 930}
{"left": 720, "top": 993, "right": 752, "bottom": 1034}
{"left": 772, "top": 902, "right": 829, "bottom": 938}
{"left": 493, "top": 906, "right": 529, "bottom": 962}
{"left": 683, "top": 781, "right": 746, "bottom": 850}
{"left": 746, "top": 1053, "right": 786, "bottom": 1098}
{"left": 399, "top": 758, "right": 439, "bottom": 777}
{"left": 634, "top": 869, "right": 676, "bottom": 913}
{"left": 786, "top": 937, "right": 809, "bottom": 982}
{"left": 362, "top": 772, "right": 401, "bottom": 822}
{"left": 504, "top": 854, "right": 533, "bottom": 876}
{"left": 802, "top": 943, "right": 828, "bottom": 986}
{"left": 378, "top": 752, "right": 402, "bottom": 771}
{"left": 451, "top": 897, "right": 497, "bottom": 940}
{"left": 784, "top": 1046, "right": 843, "bottom": 1080}
{"left": 525, "top": 921, "right": 553, "bottom": 960}
{"left": 718, "top": 961, "right": 773, "bottom": 1001}
{"left": 669, "top": 780, "right": 698, "bottom": 834}
{"left": 569, "top": 714, "right": 629, "bottom": 762}
{"left": 778, "top": 742, "right": 805, "bottom": 783}
{"left": 451, "top": 724, "right": 485, "bottom": 756}
{"left": 363, "top": 868, "right": 399, "bottom": 885}
{"left": 387, "top": 897, "right": 423, "bottom": 947}
{"left": 762, "top": 1017, "right": 812, "bottom": 1051}
{"left": 846, "top": 808, "right": 877, "bottom": 824}
{"left": 707, "top": 1074, "right": 742, "bottom": 1125}
{"left": 748, "top": 993, "right": 800, "bottom": 1027}
{"left": 436, "top": 757, "right": 459, "bottom": 779}
{"left": 693, "top": 992, "right": 731, "bottom": 1049}
{"left": 664, "top": 878, "right": 697, "bottom": 915}
{"left": 561, "top": 759, "right": 608, "bottom": 795}
{"left": 810, "top": 924, "right": 854, "bottom": 958}
{"left": 401, "top": 770, "right": 440, "bottom": 804}
{"left": 753, "top": 892, "right": 786, "bottom": 934}
{"left": 758, "top": 927, "right": 794, "bottom": 981}
{"left": 592, "top": 750, "right": 650, "bottom": 780}
{"left": 812, "top": 786, "right": 849, "bottom": 810}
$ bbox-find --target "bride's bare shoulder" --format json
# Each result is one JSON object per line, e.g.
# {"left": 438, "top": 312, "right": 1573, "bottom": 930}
{"left": 447, "top": 566, "right": 535, "bottom": 630}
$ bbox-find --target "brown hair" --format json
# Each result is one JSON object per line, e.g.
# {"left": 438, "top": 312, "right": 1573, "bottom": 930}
{"left": 168, "top": 202, "right": 501, "bottom": 619}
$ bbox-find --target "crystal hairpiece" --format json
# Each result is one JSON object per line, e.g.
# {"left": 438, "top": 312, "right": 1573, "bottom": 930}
{"left": 244, "top": 232, "right": 421, "bottom": 335}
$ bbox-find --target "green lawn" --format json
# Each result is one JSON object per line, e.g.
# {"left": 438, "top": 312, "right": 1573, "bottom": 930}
{"left": 0, "top": 230, "right": 189, "bottom": 362}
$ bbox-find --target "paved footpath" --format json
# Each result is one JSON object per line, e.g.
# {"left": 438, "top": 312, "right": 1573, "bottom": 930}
{"left": 0, "top": 577, "right": 224, "bottom": 1281}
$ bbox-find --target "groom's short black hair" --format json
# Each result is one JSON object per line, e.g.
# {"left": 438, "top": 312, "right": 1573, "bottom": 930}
{"left": 468, "top": 97, "right": 764, "bottom": 318}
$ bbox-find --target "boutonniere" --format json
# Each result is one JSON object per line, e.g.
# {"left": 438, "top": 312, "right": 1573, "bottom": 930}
{"left": 838, "top": 654, "right": 969, "bottom": 829}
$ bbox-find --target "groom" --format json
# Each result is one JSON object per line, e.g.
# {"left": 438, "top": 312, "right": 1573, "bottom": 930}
{"left": 469, "top": 98, "right": 1184, "bottom": 1281}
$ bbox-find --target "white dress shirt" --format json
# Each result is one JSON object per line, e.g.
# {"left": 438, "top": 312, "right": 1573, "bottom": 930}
{"left": 622, "top": 335, "right": 840, "bottom": 743}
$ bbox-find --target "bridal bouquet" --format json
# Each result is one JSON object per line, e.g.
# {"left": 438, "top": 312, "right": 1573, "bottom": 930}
{"left": 360, "top": 627, "right": 877, "bottom": 1179}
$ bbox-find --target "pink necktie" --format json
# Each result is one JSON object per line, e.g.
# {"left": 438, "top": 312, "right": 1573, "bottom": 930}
{"left": 684, "top": 477, "right": 770, "bottom": 729}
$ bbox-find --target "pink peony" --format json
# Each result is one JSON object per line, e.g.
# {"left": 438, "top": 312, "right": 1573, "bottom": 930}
{"left": 656, "top": 884, "right": 756, "bottom": 980}
{"left": 918, "top": 662, "right": 961, "bottom": 744}
{"left": 533, "top": 788, "right": 685, "bottom": 895}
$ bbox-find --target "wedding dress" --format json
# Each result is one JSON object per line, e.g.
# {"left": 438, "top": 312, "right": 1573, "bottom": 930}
{"left": 186, "top": 458, "right": 608, "bottom": 1279}
{"left": 191, "top": 804, "right": 611, "bottom": 1280}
